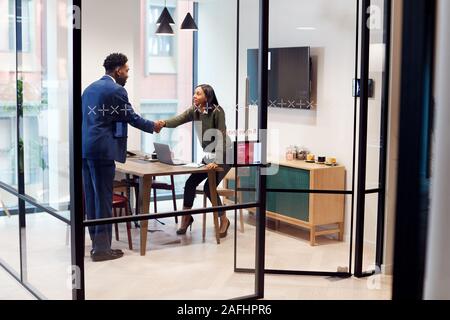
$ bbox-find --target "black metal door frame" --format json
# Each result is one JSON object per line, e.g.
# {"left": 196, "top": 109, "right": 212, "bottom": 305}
{"left": 0, "top": 0, "right": 72, "bottom": 300}
{"left": 354, "top": 0, "right": 393, "bottom": 278}
{"left": 70, "top": 0, "right": 84, "bottom": 301}
{"left": 0, "top": 0, "right": 396, "bottom": 299}
{"left": 232, "top": 0, "right": 393, "bottom": 279}
{"left": 68, "top": 0, "right": 268, "bottom": 300}
{"left": 1, "top": 0, "right": 263, "bottom": 301}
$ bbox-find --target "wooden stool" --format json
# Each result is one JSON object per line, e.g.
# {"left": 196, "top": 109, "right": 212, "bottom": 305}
{"left": 151, "top": 175, "right": 178, "bottom": 224}
{"left": 196, "top": 187, "right": 245, "bottom": 241}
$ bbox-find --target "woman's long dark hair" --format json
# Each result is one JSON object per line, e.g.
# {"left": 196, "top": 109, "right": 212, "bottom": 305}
{"left": 196, "top": 84, "right": 219, "bottom": 112}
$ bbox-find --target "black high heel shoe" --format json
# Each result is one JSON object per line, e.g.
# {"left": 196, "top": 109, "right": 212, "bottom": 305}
{"left": 176, "top": 216, "right": 194, "bottom": 235}
{"left": 219, "top": 218, "right": 230, "bottom": 238}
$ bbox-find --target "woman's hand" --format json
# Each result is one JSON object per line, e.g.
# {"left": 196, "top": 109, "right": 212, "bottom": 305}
{"left": 206, "top": 163, "right": 219, "bottom": 170}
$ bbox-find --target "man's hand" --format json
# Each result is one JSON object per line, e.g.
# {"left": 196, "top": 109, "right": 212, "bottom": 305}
{"left": 154, "top": 120, "right": 165, "bottom": 133}
{"left": 205, "top": 163, "right": 219, "bottom": 170}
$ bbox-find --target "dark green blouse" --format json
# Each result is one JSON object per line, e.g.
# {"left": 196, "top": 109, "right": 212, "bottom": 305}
{"left": 164, "top": 105, "right": 232, "bottom": 165}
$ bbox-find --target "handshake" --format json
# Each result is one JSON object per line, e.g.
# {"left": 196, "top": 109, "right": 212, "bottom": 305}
{"left": 153, "top": 120, "right": 166, "bottom": 134}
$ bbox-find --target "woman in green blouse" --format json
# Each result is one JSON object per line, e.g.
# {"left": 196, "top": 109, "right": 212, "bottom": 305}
{"left": 157, "top": 84, "right": 232, "bottom": 238}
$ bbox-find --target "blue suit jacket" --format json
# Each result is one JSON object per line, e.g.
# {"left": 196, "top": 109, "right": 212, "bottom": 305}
{"left": 82, "top": 76, "right": 154, "bottom": 163}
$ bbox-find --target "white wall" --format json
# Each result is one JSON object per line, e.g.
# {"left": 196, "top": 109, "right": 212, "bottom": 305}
{"left": 82, "top": 0, "right": 142, "bottom": 150}
{"left": 239, "top": 0, "right": 362, "bottom": 242}
{"left": 424, "top": 0, "right": 450, "bottom": 300}
{"left": 194, "top": 0, "right": 386, "bottom": 245}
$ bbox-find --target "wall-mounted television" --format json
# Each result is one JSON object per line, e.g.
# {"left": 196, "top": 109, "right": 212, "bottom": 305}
{"left": 247, "top": 46, "right": 312, "bottom": 109}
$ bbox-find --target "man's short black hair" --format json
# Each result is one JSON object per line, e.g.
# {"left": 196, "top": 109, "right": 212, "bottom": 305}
{"left": 103, "top": 53, "right": 128, "bottom": 72}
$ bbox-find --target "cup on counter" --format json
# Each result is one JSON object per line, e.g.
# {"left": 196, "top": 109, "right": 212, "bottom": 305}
{"left": 327, "top": 157, "right": 337, "bottom": 165}
{"left": 306, "top": 154, "right": 315, "bottom": 162}
{"left": 317, "top": 156, "right": 326, "bottom": 163}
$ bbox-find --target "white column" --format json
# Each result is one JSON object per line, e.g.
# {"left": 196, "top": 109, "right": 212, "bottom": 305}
{"left": 424, "top": 0, "right": 450, "bottom": 300}
{"left": 45, "top": 0, "right": 61, "bottom": 207}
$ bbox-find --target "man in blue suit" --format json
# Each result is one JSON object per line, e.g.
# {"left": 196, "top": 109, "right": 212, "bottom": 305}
{"left": 82, "top": 53, "right": 163, "bottom": 262}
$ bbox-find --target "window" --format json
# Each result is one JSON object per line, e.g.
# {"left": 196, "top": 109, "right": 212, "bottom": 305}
{"left": 148, "top": 5, "right": 175, "bottom": 57}
{"left": 146, "top": 1, "right": 177, "bottom": 74}
{"left": 141, "top": 101, "right": 189, "bottom": 196}
{"left": 0, "top": 0, "right": 34, "bottom": 52}
{"left": 141, "top": 101, "right": 178, "bottom": 151}
{"left": 0, "top": 118, "right": 16, "bottom": 185}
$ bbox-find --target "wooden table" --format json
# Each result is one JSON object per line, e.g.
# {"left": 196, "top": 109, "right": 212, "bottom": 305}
{"left": 116, "top": 155, "right": 222, "bottom": 256}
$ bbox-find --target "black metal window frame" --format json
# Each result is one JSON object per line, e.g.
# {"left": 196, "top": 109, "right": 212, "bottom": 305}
{"left": 233, "top": 0, "right": 393, "bottom": 279}
{"left": 354, "top": 0, "right": 393, "bottom": 278}
{"left": 68, "top": 0, "right": 269, "bottom": 300}
{"left": 0, "top": 0, "right": 72, "bottom": 301}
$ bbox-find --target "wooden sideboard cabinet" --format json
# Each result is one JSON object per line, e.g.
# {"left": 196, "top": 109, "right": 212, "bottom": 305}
{"left": 231, "top": 160, "right": 346, "bottom": 246}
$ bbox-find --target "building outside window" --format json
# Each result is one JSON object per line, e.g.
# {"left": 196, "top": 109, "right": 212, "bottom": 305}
{"left": 140, "top": 0, "right": 193, "bottom": 197}
{"left": 0, "top": 0, "right": 70, "bottom": 209}
{"left": 0, "top": 0, "right": 34, "bottom": 52}
{"left": 146, "top": 1, "right": 177, "bottom": 74}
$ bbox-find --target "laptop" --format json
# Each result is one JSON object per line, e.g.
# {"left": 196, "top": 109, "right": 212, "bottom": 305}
{"left": 153, "top": 143, "right": 188, "bottom": 166}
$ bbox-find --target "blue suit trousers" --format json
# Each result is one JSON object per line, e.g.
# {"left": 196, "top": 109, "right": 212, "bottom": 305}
{"left": 82, "top": 159, "right": 115, "bottom": 252}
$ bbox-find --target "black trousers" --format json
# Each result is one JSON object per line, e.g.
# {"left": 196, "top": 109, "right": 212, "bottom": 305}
{"left": 183, "top": 164, "right": 231, "bottom": 217}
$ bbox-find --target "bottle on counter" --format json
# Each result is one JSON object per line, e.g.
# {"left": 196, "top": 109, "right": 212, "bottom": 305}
{"left": 286, "top": 146, "right": 294, "bottom": 161}
{"left": 297, "top": 147, "right": 308, "bottom": 160}
{"left": 293, "top": 146, "right": 299, "bottom": 160}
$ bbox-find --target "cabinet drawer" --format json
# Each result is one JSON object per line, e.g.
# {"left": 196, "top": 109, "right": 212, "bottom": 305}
{"left": 234, "top": 166, "right": 310, "bottom": 222}
{"left": 267, "top": 166, "right": 309, "bottom": 222}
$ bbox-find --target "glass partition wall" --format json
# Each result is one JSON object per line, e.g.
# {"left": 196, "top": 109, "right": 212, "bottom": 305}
{"left": 0, "top": 0, "right": 265, "bottom": 300}
{"left": 0, "top": 0, "right": 73, "bottom": 299}
{"left": 78, "top": 0, "right": 263, "bottom": 300}
{"left": 1, "top": 0, "right": 391, "bottom": 300}
{"left": 235, "top": 0, "right": 358, "bottom": 275}
{"left": 234, "top": 0, "right": 391, "bottom": 279}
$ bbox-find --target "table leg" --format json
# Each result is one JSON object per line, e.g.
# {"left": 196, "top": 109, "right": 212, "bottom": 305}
{"left": 207, "top": 170, "right": 220, "bottom": 244}
{"left": 139, "top": 176, "right": 152, "bottom": 256}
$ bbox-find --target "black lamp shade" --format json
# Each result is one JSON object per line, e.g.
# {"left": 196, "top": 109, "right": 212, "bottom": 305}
{"left": 155, "top": 20, "right": 174, "bottom": 36}
{"left": 156, "top": 7, "right": 175, "bottom": 25}
{"left": 180, "top": 12, "right": 198, "bottom": 30}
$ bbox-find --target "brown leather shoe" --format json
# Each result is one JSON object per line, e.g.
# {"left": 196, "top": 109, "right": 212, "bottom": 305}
{"left": 90, "top": 249, "right": 123, "bottom": 256}
{"left": 91, "top": 250, "right": 124, "bottom": 262}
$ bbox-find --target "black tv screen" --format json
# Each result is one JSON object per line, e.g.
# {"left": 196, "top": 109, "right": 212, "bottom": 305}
{"left": 247, "top": 46, "right": 311, "bottom": 109}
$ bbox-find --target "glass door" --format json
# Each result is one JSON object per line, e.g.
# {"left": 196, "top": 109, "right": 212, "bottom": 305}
{"left": 77, "top": 0, "right": 263, "bottom": 300}
{"left": 234, "top": 0, "right": 392, "bottom": 282}
{"left": 0, "top": 0, "right": 74, "bottom": 299}
{"left": 354, "top": 0, "right": 392, "bottom": 278}
{"left": 235, "top": 0, "right": 359, "bottom": 276}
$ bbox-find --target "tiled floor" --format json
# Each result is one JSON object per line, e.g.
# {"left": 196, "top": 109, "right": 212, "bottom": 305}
{"left": 0, "top": 267, "right": 34, "bottom": 300}
{"left": 0, "top": 199, "right": 392, "bottom": 300}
